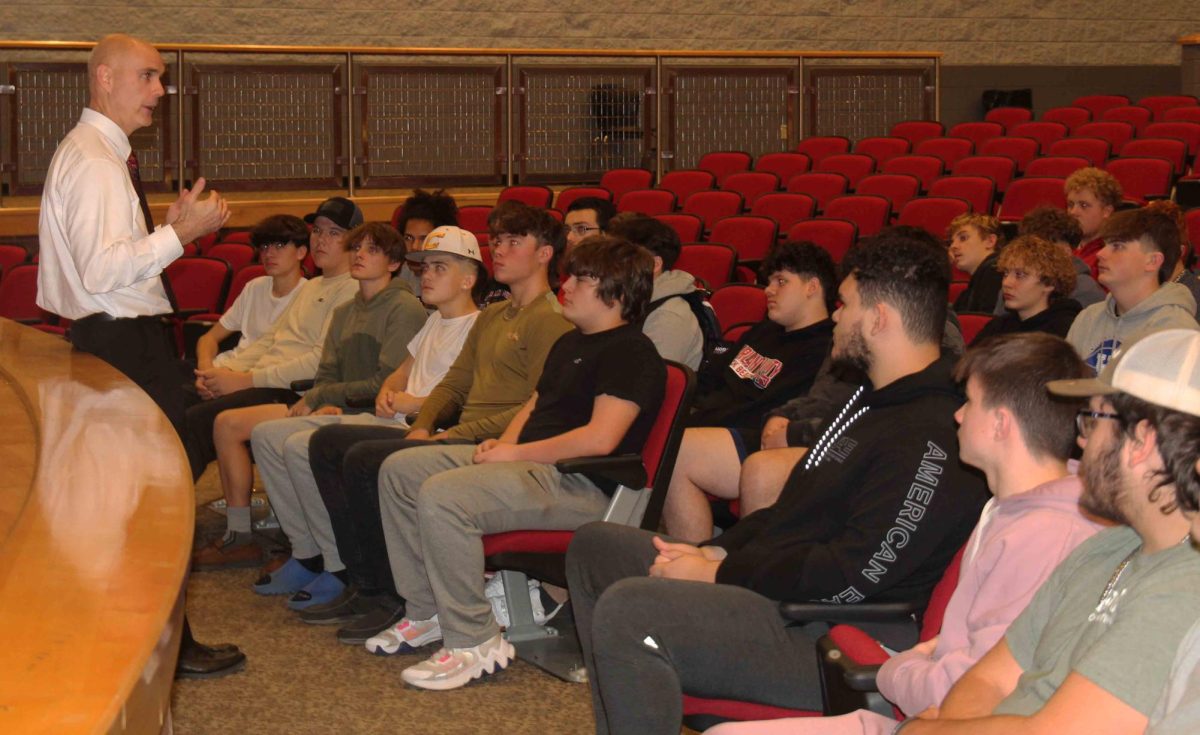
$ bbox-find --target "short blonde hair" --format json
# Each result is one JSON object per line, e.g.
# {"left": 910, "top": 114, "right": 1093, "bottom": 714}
{"left": 947, "top": 212, "right": 1004, "bottom": 246}
{"left": 1064, "top": 167, "right": 1122, "bottom": 209}
{"left": 996, "top": 235, "right": 1076, "bottom": 301}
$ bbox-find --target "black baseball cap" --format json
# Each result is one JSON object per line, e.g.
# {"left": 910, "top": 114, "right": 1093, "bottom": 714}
{"left": 304, "top": 197, "right": 364, "bottom": 230}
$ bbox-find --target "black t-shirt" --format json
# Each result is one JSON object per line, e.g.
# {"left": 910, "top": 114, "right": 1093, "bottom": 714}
{"left": 519, "top": 323, "right": 666, "bottom": 456}
{"left": 689, "top": 318, "right": 834, "bottom": 431}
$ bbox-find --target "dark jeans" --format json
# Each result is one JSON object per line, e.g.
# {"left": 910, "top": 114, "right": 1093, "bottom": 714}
{"left": 307, "top": 424, "right": 424, "bottom": 594}
{"left": 566, "top": 522, "right": 824, "bottom": 735}
{"left": 183, "top": 387, "right": 299, "bottom": 481}
{"left": 71, "top": 315, "right": 190, "bottom": 438}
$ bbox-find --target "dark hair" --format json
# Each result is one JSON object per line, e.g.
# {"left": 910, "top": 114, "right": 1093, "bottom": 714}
{"left": 606, "top": 214, "right": 682, "bottom": 270}
{"left": 564, "top": 235, "right": 655, "bottom": 323}
{"left": 345, "top": 222, "right": 406, "bottom": 263}
{"left": 566, "top": 197, "right": 617, "bottom": 231}
{"left": 881, "top": 225, "right": 944, "bottom": 252}
{"left": 1099, "top": 204, "right": 1182, "bottom": 284}
{"left": 955, "top": 333, "right": 1089, "bottom": 460}
{"left": 396, "top": 189, "right": 459, "bottom": 233}
{"left": 1110, "top": 391, "right": 1200, "bottom": 515}
{"left": 251, "top": 214, "right": 310, "bottom": 254}
{"left": 841, "top": 231, "right": 950, "bottom": 345}
{"left": 760, "top": 241, "right": 838, "bottom": 312}
{"left": 1019, "top": 206, "right": 1083, "bottom": 249}
{"left": 489, "top": 201, "right": 566, "bottom": 274}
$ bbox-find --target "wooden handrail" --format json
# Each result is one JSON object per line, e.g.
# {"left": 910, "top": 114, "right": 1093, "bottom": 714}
{"left": 0, "top": 319, "right": 192, "bottom": 733}
{"left": 1181, "top": 34, "right": 1200, "bottom": 45}
{"left": 0, "top": 39, "right": 941, "bottom": 59}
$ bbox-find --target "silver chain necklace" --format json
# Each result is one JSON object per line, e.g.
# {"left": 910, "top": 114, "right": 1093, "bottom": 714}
{"left": 1097, "top": 535, "right": 1191, "bottom": 607}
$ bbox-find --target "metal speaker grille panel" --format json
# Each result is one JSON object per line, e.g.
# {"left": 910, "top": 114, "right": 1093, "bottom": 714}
{"left": 192, "top": 65, "right": 339, "bottom": 186}
{"left": 12, "top": 64, "right": 166, "bottom": 193}
{"left": 669, "top": 69, "right": 792, "bottom": 170}
{"left": 520, "top": 69, "right": 649, "bottom": 181}
{"left": 361, "top": 66, "right": 500, "bottom": 186}
{"left": 809, "top": 69, "right": 930, "bottom": 140}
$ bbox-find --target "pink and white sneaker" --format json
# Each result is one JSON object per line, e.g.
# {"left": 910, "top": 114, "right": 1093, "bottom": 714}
{"left": 400, "top": 633, "right": 515, "bottom": 690}
{"left": 364, "top": 615, "right": 441, "bottom": 656}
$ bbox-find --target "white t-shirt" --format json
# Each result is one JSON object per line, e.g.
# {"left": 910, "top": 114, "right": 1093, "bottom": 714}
{"left": 213, "top": 275, "right": 306, "bottom": 365}
{"left": 405, "top": 310, "right": 480, "bottom": 399}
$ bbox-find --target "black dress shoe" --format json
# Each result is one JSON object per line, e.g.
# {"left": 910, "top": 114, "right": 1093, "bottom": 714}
{"left": 299, "top": 589, "right": 395, "bottom": 626}
{"left": 336, "top": 601, "right": 406, "bottom": 644}
{"left": 176, "top": 640, "right": 247, "bottom": 680}
{"left": 195, "top": 641, "right": 240, "bottom": 655}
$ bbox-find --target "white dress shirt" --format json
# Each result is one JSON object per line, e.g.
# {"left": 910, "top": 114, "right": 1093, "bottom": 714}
{"left": 37, "top": 108, "right": 182, "bottom": 320}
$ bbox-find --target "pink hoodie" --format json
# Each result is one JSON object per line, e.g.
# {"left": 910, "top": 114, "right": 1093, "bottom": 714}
{"left": 705, "top": 474, "right": 1103, "bottom": 735}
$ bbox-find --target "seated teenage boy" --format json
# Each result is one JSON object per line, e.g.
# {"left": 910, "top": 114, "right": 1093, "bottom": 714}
{"left": 193, "top": 222, "right": 427, "bottom": 570}
{"left": 181, "top": 198, "right": 360, "bottom": 482}
{"left": 705, "top": 332, "right": 1103, "bottom": 735}
{"left": 194, "top": 214, "right": 308, "bottom": 369}
{"left": 974, "top": 235, "right": 1081, "bottom": 342}
{"left": 245, "top": 226, "right": 484, "bottom": 608}
{"left": 660, "top": 240, "right": 837, "bottom": 541}
{"left": 606, "top": 214, "right": 706, "bottom": 370}
{"left": 564, "top": 232, "right": 989, "bottom": 735}
{"left": 283, "top": 203, "right": 572, "bottom": 641}
{"left": 892, "top": 328, "right": 1200, "bottom": 735}
{"left": 368, "top": 235, "right": 666, "bottom": 692}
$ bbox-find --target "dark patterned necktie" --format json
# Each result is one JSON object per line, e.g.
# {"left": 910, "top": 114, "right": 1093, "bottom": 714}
{"left": 127, "top": 152, "right": 179, "bottom": 312}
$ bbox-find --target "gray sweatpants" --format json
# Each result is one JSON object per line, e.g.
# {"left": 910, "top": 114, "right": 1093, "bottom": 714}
{"left": 565, "top": 522, "right": 824, "bottom": 735}
{"left": 378, "top": 443, "right": 610, "bottom": 648}
{"left": 250, "top": 413, "right": 391, "bottom": 569}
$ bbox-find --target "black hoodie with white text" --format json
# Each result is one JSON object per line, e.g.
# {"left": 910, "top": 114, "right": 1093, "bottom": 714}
{"left": 711, "top": 354, "right": 989, "bottom": 606}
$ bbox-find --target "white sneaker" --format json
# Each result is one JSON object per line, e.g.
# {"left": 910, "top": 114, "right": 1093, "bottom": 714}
{"left": 484, "top": 575, "right": 561, "bottom": 627}
{"left": 364, "top": 615, "right": 441, "bottom": 656}
{"left": 401, "top": 634, "right": 515, "bottom": 691}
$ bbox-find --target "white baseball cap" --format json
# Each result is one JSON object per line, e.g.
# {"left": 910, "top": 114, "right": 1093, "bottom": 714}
{"left": 1047, "top": 329, "right": 1200, "bottom": 417}
{"left": 406, "top": 226, "right": 482, "bottom": 263}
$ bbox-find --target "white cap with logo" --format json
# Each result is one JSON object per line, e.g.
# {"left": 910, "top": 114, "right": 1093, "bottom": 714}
{"left": 406, "top": 225, "right": 482, "bottom": 263}
{"left": 1047, "top": 329, "right": 1200, "bottom": 417}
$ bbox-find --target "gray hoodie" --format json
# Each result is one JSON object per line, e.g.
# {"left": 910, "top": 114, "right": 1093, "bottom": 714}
{"left": 1066, "top": 282, "right": 1199, "bottom": 373}
{"left": 643, "top": 268, "right": 704, "bottom": 370}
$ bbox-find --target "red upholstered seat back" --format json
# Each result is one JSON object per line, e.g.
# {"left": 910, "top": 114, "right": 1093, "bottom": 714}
{"left": 919, "top": 543, "right": 967, "bottom": 641}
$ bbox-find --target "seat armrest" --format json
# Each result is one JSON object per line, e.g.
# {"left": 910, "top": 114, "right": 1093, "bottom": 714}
{"left": 172, "top": 308, "right": 209, "bottom": 319}
{"left": 837, "top": 661, "right": 883, "bottom": 692}
{"left": 290, "top": 379, "right": 315, "bottom": 392}
{"left": 779, "top": 600, "right": 921, "bottom": 625}
{"left": 555, "top": 454, "right": 646, "bottom": 489}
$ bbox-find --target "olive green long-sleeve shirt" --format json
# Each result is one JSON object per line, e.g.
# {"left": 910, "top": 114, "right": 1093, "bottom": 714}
{"left": 411, "top": 291, "right": 572, "bottom": 441}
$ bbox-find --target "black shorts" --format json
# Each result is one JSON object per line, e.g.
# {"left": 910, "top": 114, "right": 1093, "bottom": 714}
{"left": 726, "top": 427, "right": 762, "bottom": 461}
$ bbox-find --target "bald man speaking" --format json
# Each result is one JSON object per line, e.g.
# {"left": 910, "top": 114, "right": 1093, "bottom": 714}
{"left": 37, "top": 34, "right": 244, "bottom": 679}
{"left": 38, "top": 33, "right": 229, "bottom": 435}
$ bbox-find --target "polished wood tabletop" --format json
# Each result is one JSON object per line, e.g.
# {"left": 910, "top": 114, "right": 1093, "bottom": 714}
{"left": 0, "top": 318, "right": 193, "bottom": 733}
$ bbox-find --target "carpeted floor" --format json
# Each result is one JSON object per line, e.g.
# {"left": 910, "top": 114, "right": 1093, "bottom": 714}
{"left": 171, "top": 467, "right": 608, "bottom": 735}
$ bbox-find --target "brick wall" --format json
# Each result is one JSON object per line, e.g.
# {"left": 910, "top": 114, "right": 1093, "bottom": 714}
{"left": 3, "top": 0, "right": 1197, "bottom": 67}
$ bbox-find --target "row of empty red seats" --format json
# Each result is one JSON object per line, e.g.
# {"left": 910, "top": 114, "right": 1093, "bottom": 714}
{"left": 984, "top": 94, "right": 1200, "bottom": 132}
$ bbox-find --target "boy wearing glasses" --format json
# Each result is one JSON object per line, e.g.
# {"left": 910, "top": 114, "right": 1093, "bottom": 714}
{"left": 886, "top": 328, "right": 1200, "bottom": 735}
{"left": 183, "top": 197, "right": 362, "bottom": 482}
{"left": 195, "top": 214, "right": 309, "bottom": 369}
{"left": 564, "top": 196, "right": 616, "bottom": 254}
{"left": 191, "top": 221, "right": 426, "bottom": 570}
